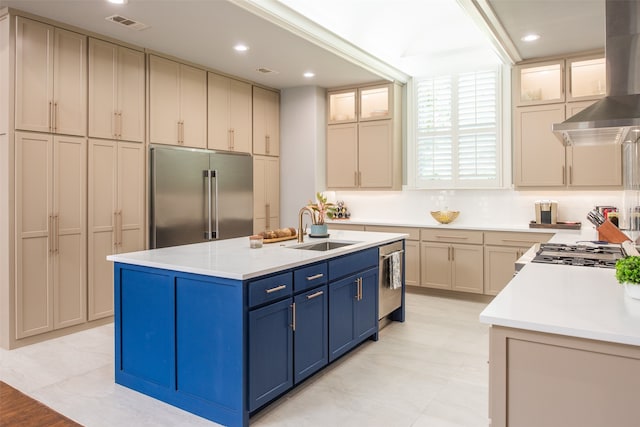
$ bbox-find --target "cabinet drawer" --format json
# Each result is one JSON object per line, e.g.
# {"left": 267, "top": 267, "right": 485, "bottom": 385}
{"left": 329, "top": 248, "right": 378, "bottom": 281}
{"left": 248, "top": 272, "right": 293, "bottom": 308}
{"left": 421, "top": 228, "right": 483, "bottom": 244}
{"left": 294, "top": 262, "right": 328, "bottom": 293}
{"left": 484, "top": 231, "right": 553, "bottom": 247}
{"left": 365, "top": 225, "right": 419, "bottom": 240}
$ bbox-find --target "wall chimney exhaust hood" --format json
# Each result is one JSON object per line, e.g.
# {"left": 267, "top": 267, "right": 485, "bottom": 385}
{"left": 552, "top": 0, "right": 640, "bottom": 146}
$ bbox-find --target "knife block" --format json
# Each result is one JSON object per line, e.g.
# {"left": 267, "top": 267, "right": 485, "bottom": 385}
{"left": 597, "top": 220, "right": 631, "bottom": 243}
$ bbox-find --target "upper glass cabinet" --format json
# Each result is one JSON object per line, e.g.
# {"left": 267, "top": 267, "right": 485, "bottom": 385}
{"left": 514, "top": 60, "right": 564, "bottom": 105}
{"left": 567, "top": 56, "right": 606, "bottom": 101}
{"left": 359, "top": 84, "right": 392, "bottom": 121}
{"left": 328, "top": 89, "right": 357, "bottom": 124}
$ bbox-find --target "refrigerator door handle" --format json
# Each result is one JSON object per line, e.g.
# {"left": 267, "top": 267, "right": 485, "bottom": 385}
{"left": 212, "top": 169, "right": 219, "bottom": 239}
{"left": 205, "top": 170, "right": 213, "bottom": 240}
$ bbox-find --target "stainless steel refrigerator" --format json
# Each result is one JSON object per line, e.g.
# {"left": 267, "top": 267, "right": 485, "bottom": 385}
{"left": 149, "top": 145, "right": 253, "bottom": 248}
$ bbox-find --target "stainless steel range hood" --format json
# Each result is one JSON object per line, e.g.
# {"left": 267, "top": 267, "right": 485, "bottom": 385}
{"left": 553, "top": 0, "right": 640, "bottom": 146}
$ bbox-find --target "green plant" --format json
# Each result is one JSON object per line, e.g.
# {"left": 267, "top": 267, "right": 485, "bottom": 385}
{"left": 615, "top": 256, "right": 640, "bottom": 285}
{"left": 306, "top": 192, "right": 336, "bottom": 225}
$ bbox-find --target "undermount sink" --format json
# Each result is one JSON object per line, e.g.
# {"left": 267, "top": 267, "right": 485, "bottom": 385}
{"left": 290, "top": 240, "right": 359, "bottom": 251}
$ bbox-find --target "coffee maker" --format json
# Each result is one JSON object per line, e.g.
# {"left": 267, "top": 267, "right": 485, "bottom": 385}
{"left": 535, "top": 200, "right": 558, "bottom": 224}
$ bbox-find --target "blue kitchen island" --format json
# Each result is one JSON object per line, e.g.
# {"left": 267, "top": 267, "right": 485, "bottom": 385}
{"left": 107, "top": 230, "right": 406, "bottom": 427}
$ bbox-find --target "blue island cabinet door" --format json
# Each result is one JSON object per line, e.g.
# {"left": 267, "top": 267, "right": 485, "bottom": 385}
{"left": 328, "top": 275, "right": 357, "bottom": 362}
{"left": 355, "top": 268, "right": 379, "bottom": 341}
{"left": 249, "top": 297, "right": 293, "bottom": 411}
{"left": 294, "top": 285, "right": 328, "bottom": 383}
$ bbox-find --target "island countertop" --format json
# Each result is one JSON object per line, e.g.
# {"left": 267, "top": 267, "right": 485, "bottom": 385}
{"left": 480, "top": 230, "right": 640, "bottom": 347}
{"left": 107, "top": 230, "right": 407, "bottom": 280}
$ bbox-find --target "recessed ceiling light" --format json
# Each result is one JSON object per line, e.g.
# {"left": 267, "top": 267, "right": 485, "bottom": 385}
{"left": 303, "top": 72, "right": 315, "bottom": 78}
{"left": 234, "top": 44, "right": 249, "bottom": 52}
{"left": 521, "top": 34, "right": 540, "bottom": 42}
{"left": 107, "top": 0, "right": 128, "bottom": 4}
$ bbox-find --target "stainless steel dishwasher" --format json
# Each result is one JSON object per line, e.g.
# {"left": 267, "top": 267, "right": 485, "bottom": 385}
{"left": 379, "top": 241, "right": 404, "bottom": 321}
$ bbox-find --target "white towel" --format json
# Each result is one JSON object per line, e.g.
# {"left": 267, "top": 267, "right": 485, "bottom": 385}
{"left": 388, "top": 251, "right": 402, "bottom": 290}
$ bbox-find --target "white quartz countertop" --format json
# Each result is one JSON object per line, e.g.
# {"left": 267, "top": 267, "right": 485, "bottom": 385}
{"left": 107, "top": 230, "right": 407, "bottom": 280}
{"left": 480, "top": 230, "right": 640, "bottom": 346}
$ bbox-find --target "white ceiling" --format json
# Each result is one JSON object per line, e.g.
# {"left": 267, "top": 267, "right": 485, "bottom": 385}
{"left": 0, "top": 0, "right": 606, "bottom": 89}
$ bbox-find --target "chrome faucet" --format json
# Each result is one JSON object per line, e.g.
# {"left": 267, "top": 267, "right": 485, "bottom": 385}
{"left": 298, "top": 207, "right": 314, "bottom": 243}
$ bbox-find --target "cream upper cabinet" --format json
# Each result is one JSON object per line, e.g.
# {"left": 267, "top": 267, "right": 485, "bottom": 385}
{"left": 88, "top": 38, "right": 145, "bottom": 142}
{"left": 326, "top": 82, "right": 401, "bottom": 190}
{"left": 252, "top": 86, "right": 280, "bottom": 156}
{"left": 15, "top": 17, "right": 86, "bottom": 136}
{"left": 514, "top": 104, "right": 566, "bottom": 187}
{"left": 208, "top": 73, "right": 252, "bottom": 153}
{"left": 88, "top": 139, "right": 145, "bottom": 320}
{"left": 514, "top": 60, "right": 564, "bottom": 106}
{"left": 566, "top": 55, "right": 606, "bottom": 102}
{"left": 565, "top": 101, "right": 622, "bottom": 187}
{"left": 15, "top": 131, "right": 86, "bottom": 338}
{"left": 149, "top": 55, "right": 206, "bottom": 148}
{"left": 253, "top": 155, "right": 279, "bottom": 234}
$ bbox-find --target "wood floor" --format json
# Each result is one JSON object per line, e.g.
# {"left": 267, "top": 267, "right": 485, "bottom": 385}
{"left": 0, "top": 381, "right": 82, "bottom": 427}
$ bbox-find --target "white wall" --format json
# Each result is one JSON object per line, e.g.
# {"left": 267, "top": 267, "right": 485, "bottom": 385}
{"left": 280, "top": 86, "right": 326, "bottom": 227}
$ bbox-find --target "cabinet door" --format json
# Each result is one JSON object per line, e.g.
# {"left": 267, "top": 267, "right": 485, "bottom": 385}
{"left": 565, "top": 102, "right": 622, "bottom": 187}
{"left": 253, "top": 156, "right": 279, "bottom": 233}
{"left": 327, "top": 88, "right": 357, "bottom": 124}
{"left": 326, "top": 123, "right": 358, "bottom": 188}
{"left": 88, "top": 38, "right": 118, "bottom": 139}
{"left": 514, "top": 104, "right": 566, "bottom": 187}
{"left": 117, "top": 141, "right": 145, "bottom": 255}
{"left": 354, "top": 268, "right": 378, "bottom": 341}
{"left": 52, "top": 135, "right": 87, "bottom": 328}
{"left": 149, "top": 55, "right": 180, "bottom": 145}
{"left": 52, "top": 28, "right": 86, "bottom": 136}
{"left": 514, "top": 60, "right": 564, "bottom": 106}
{"left": 15, "top": 17, "right": 53, "bottom": 133}
{"left": 117, "top": 46, "right": 145, "bottom": 143}
{"left": 420, "top": 242, "right": 451, "bottom": 290}
{"left": 566, "top": 55, "right": 606, "bottom": 102}
{"left": 294, "top": 285, "right": 328, "bottom": 384}
{"left": 208, "top": 73, "right": 231, "bottom": 151}
{"left": 249, "top": 298, "right": 293, "bottom": 411}
{"left": 451, "top": 244, "right": 483, "bottom": 294}
{"left": 88, "top": 139, "right": 117, "bottom": 320}
{"left": 253, "top": 87, "right": 280, "bottom": 156}
{"left": 265, "top": 89, "right": 280, "bottom": 156}
{"left": 359, "top": 84, "right": 392, "bottom": 121}
{"left": 405, "top": 240, "right": 420, "bottom": 286}
{"left": 328, "top": 274, "right": 357, "bottom": 361}
{"left": 484, "top": 245, "right": 521, "bottom": 296}
{"left": 266, "top": 156, "right": 280, "bottom": 231}
{"left": 179, "top": 64, "right": 207, "bottom": 149}
{"left": 15, "top": 132, "right": 54, "bottom": 338}
{"left": 228, "top": 78, "right": 252, "bottom": 153}
{"left": 358, "top": 120, "right": 393, "bottom": 188}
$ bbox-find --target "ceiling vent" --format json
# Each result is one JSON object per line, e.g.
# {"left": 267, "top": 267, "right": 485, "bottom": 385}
{"left": 105, "top": 15, "right": 149, "bottom": 31}
{"left": 256, "top": 67, "right": 279, "bottom": 75}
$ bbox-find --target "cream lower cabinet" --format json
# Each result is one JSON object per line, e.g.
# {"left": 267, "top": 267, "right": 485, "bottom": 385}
{"left": 15, "top": 17, "right": 86, "bottom": 136}
{"left": 15, "top": 131, "right": 86, "bottom": 338}
{"left": 88, "top": 38, "right": 145, "bottom": 142}
{"left": 149, "top": 55, "right": 207, "bottom": 148}
{"left": 253, "top": 155, "right": 279, "bottom": 234}
{"left": 365, "top": 225, "right": 420, "bottom": 286}
{"left": 252, "top": 87, "right": 280, "bottom": 156}
{"left": 208, "top": 73, "right": 252, "bottom": 153}
{"left": 484, "top": 231, "right": 552, "bottom": 295}
{"left": 420, "top": 229, "right": 483, "bottom": 294}
{"left": 88, "top": 139, "right": 145, "bottom": 320}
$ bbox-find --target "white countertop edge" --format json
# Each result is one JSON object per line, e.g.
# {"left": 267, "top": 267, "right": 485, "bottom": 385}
{"left": 478, "top": 313, "right": 640, "bottom": 347}
{"left": 108, "top": 231, "right": 408, "bottom": 281}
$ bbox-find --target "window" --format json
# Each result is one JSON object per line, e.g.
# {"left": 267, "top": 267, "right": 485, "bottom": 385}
{"left": 415, "top": 68, "right": 501, "bottom": 188}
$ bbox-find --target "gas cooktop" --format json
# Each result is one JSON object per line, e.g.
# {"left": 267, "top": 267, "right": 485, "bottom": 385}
{"left": 531, "top": 243, "right": 623, "bottom": 268}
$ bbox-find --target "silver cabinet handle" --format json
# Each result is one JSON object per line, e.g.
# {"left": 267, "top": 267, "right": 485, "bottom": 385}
{"left": 114, "top": 211, "right": 119, "bottom": 247}
{"left": 291, "top": 302, "right": 296, "bottom": 331}
{"left": 358, "top": 171, "right": 362, "bottom": 186}
{"left": 49, "top": 215, "right": 54, "bottom": 254}
{"left": 501, "top": 239, "right": 535, "bottom": 244}
{"left": 354, "top": 171, "right": 358, "bottom": 186}
{"left": 265, "top": 284, "right": 286, "bottom": 294}
{"left": 117, "top": 111, "right": 123, "bottom": 138}
{"left": 435, "top": 235, "right": 468, "bottom": 240}
{"left": 451, "top": 246, "right": 454, "bottom": 262}
{"left": 265, "top": 135, "right": 270, "bottom": 154}
{"left": 53, "top": 102, "right": 58, "bottom": 132}
{"left": 306, "top": 273, "right": 324, "bottom": 281}
{"left": 265, "top": 203, "right": 270, "bottom": 230}
{"left": 49, "top": 101, "right": 53, "bottom": 132}
{"left": 117, "top": 210, "right": 123, "bottom": 247}
{"left": 307, "top": 290, "right": 324, "bottom": 300}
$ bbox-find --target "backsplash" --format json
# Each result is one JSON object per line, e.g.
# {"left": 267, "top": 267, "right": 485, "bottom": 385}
{"left": 327, "top": 189, "right": 624, "bottom": 229}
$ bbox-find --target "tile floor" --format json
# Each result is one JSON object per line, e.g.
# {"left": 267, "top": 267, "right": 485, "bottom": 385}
{"left": 0, "top": 290, "right": 490, "bottom": 427}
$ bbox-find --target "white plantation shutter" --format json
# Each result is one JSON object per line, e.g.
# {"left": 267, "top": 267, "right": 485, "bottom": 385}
{"left": 416, "top": 68, "right": 500, "bottom": 188}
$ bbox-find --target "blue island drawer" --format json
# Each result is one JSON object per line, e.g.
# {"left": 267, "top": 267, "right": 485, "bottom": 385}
{"left": 294, "top": 262, "right": 328, "bottom": 292}
{"left": 249, "top": 272, "right": 293, "bottom": 308}
{"left": 328, "top": 247, "right": 378, "bottom": 281}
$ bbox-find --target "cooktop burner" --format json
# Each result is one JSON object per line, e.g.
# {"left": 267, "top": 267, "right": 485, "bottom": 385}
{"left": 531, "top": 243, "right": 623, "bottom": 268}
